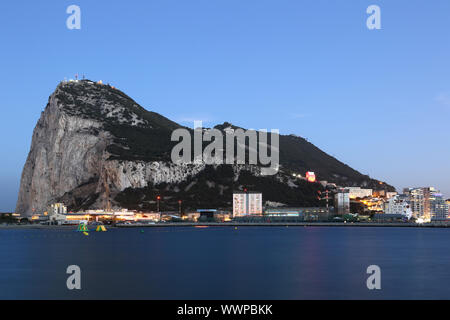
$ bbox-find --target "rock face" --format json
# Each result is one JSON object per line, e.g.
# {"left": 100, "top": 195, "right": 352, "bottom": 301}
{"left": 16, "top": 80, "right": 394, "bottom": 215}
{"left": 16, "top": 80, "right": 202, "bottom": 215}
{"left": 16, "top": 84, "right": 108, "bottom": 215}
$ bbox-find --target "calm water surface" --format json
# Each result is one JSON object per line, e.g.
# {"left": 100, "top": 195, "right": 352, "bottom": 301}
{"left": 0, "top": 226, "right": 449, "bottom": 299}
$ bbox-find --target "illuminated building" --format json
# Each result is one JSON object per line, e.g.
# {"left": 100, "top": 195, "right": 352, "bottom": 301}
{"left": 406, "top": 187, "right": 445, "bottom": 221}
{"left": 447, "top": 200, "right": 450, "bottom": 219}
{"left": 334, "top": 189, "right": 350, "bottom": 215}
{"left": 0, "top": 213, "right": 20, "bottom": 222}
{"left": 306, "top": 172, "right": 316, "bottom": 183}
{"left": 408, "top": 188, "right": 426, "bottom": 219}
{"left": 233, "top": 191, "right": 262, "bottom": 217}
{"left": 185, "top": 212, "right": 201, "bottom": 222}
{"left": 372, "top": 190, "right": 386, "bottom": 198}
{"left": 358, "top": 197, "right": 384, "bottom": 212}
{"left": 134, "top": 213, "right": 161, "bottom": 222}
{"left": 63, "top": 209, "right": 138, "bottom": 223}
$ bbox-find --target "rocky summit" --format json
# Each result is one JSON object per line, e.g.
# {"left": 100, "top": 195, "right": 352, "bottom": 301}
{"left": 16, "top": 80, "right": 393, "bottom": 215}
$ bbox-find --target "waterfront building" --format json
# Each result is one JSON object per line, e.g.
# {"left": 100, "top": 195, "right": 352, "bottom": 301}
{"left": 430, "top": 192, "right": 448, "bottom": 221}
{"left": 372, "top": 213, "right": 406, "bottom": 222}
{"left": 233, "top": 191, "right": 263, "bottom": 217}
{"left": 0, "top": 213, "right": 20, "bottom": 222}
{"left": 384, "top": 195, "right": 412, "bottom": 219}
{"left": 334, "top": 189, "right": 350, "bottom": 215}
{"left": 49, "top": 213, "right": 67, "bottom": 225}
{"left": 47, "top": 203, "right": 67, "bottom": 215}
{"left": 447, "top": 200, "right": 450, "bottom": 219}
{"left": 63, "top": 209, "right": 138, "bottom": 223}
{"left": 406, "top": 187, "right": 443, "bottom": 221}
{"left": 184, "top": 212, "right": 201, "bottom": 222}
{"left": 134, "top": 212, "right": 161, "bottom": 222}
{"left": 195, "top": 209, "right": 231, "bottom": 222}
{"left": 265, "top": 207, "right": 329, "bottom": 220}
{"left": 347, "top": 187, "right": 373, "bottom": 199}
{"left": 408, "top": 188, "right": 426, "bottom": 220}
{"left": 39, "top": 203, "right": 69, "bottom": 225}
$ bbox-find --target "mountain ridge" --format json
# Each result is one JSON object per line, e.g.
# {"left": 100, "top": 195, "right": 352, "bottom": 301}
{"left": 16, "top": 80, "right": 394, "bottom": 215}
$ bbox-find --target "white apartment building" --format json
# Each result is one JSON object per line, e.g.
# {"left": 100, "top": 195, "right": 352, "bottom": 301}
{"left": 430, "top": 192, "right": 449, "bottom": 221}
{"left": 384, "top": 195, "right": 412, "bottom": 219}
{"left": 408, "top": 188, "right": 426, "bottom": 219}
{"left": 233, "top": 192, "right": 263, "bottom": 217}
{"left": 47, "top": 203, "right": 67, "bottom": 215}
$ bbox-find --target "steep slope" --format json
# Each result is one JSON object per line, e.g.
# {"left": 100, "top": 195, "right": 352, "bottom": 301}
{"left": 16, "top": 80, "right": 393, "bottom": 215}
{"left": 214, "top": 122, "right": 386, "bottom": 189}
{"left": 16, "top": 80, "right": 204, "bottom": 215}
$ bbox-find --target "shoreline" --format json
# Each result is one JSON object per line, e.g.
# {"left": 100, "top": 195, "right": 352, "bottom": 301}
{"left": 1, "top": 222, "right": 450, "bottom": 230}
{"left": 116, "top": 222, "right": 450, "bottom": 228}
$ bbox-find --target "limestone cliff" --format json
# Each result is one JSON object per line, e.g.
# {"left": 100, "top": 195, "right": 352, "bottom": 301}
{"left": 16, "top": 80, "right": 202, "bottom": 215}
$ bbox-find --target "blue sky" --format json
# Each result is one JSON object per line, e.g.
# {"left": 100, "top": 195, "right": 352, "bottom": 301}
{"left": 1, "top": 0, "right": 449, "bottom": 211}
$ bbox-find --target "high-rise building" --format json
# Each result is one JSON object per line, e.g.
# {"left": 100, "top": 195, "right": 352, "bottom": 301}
{"left": 233, "top": 192, "right": 263, "bottom": 217}
{"left": 430, "top": 192, "right": 448, "bottom": 221}
{"left": 334, "top": 189, "right": 350, "bottom": 215}
{"left": 408, "top": 188, "right": 425, "bottom": 219}
{"left": 407, "top": 187, "right": 445, "bottom": 221}
{"left": 447, "top": 199, "right": 450, "bottom": 219}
